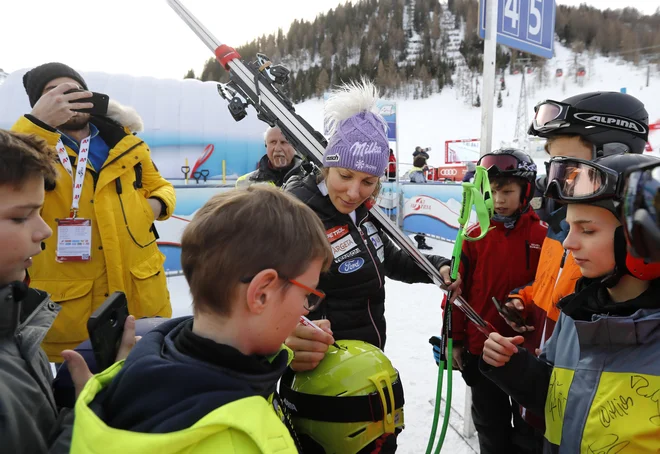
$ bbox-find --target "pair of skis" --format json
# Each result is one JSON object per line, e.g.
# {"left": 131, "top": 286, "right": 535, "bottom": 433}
{"left": 165, "top": 0, "right": 493, "bottom": 332}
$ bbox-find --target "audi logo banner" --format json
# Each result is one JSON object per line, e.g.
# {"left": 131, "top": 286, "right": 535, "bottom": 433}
{"left": 425, "top": 165, "right": 468, "bottom": 182}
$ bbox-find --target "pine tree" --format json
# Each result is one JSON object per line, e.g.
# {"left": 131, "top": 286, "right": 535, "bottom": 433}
{"left": 419, "top": 64, "right": 431, "bottom": 98}
{"left": 316, "top": 69, "right": 330, "bottom": 98}
{"left": 475, "top": 94, "right": 481, "bottom": 108}
{"left": 376, "top": 60, "right": 389, "bottom": 94}
{"left": 184, "top": 69, "right": 195, "bottom": 79}
{"left": 200, "top": 58, "right": 224, "bottom": 82}
{"left": 359, "top": 36, "right": 370, "bottom": 71}
{"left": 497, "top": 91, "right": 503, "bottom": 108}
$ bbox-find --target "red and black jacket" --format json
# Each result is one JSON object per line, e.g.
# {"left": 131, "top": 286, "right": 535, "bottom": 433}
{"left": 453, "top": 209, "right": 548, "bottom": 355}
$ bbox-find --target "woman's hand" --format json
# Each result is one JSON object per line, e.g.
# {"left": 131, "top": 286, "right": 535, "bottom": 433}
{"left": 439, "top": 265, "right": 462, "bottom": 304}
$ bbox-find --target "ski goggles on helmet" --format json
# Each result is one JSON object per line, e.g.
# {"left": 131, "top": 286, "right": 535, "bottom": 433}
{"left": 544, "top": 157, "right": 620, "bottom": 202}
{"left": 477, "top": 153, "right": 536, "bottom": 174}
{"left": 622, "top": 161, "right": 660, "bottom": 262}
{"left": 530, "top": 100, "right": 649, "bottom": 141}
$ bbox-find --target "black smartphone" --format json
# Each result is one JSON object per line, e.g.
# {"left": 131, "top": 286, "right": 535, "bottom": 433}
{"left": 492, "top": 296, "right": 527, "bottom": 327}
{"left": 87, "top": 291, "right": 128, "bottom": 371}
{"left": 64, "top": 88, "right": 110, "bottom": 115}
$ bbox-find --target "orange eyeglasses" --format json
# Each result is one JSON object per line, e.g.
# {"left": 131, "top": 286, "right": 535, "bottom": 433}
{"left": 240, "top": 275, "right": 325, "bottom": 312}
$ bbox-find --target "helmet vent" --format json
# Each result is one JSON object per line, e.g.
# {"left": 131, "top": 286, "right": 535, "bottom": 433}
{"left": 348, "top": 427, "right": 367, "bottom": 438}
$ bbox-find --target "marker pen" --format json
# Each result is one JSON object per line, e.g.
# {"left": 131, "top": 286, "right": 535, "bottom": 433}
{"left": 299, "top": 315, "right": 342, "bottom": 349}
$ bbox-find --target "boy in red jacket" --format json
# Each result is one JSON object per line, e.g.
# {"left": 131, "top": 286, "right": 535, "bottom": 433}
{"left": 450, "top": 148, "right": 547, "bottom": 454}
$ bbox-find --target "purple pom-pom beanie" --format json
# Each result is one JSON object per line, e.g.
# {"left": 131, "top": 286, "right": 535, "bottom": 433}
{"left": 322, "top": 111, "right": 390, "bottom": 176}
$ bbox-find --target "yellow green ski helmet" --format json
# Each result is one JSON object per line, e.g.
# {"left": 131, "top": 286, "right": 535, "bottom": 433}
{"left": 279, "top": 340, "right": 404, "bottom": 454}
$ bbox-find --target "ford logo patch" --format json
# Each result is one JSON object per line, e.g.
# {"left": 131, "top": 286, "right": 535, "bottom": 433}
{"left": 338, "top": 257, "right": 365, "bottom": 274}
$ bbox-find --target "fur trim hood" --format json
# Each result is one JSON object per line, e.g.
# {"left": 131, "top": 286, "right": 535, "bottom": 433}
{"left": 105, "top": 99, "right": 144, "bottom": 133}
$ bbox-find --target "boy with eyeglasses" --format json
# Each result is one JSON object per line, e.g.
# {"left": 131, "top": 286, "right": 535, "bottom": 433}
{"left": 60, "top": 186, "right": 334, "bottom": 454}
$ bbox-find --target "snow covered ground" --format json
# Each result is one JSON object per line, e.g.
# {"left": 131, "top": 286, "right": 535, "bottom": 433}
{"left": 166, "top": 238, "right": 479, "bottom": 453}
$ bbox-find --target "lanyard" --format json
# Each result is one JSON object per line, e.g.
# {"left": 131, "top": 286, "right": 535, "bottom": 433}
{"left": 55, "top": 135, "right": 91, "bottom": 217}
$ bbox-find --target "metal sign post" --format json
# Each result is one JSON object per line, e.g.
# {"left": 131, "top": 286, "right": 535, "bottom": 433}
{"left": 479, "top": 0, "right": 499, "bottom": 158}
{"left": 467, "top": 0, "right": 499, "bottom": 438}
{"left": 478, "top": 0, "right": 556, "bottom": 158}
{"left": 395, "top": 109, "right": 401, "bottom": 227}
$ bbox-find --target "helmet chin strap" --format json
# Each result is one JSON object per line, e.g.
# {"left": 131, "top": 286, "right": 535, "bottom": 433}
{"left": 600, "top": 226, "right": 630, "bottom": 288}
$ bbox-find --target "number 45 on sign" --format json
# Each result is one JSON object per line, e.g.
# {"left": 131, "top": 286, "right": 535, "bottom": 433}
{"left": 479, "top": 0, "right": 555, "bottom": 59}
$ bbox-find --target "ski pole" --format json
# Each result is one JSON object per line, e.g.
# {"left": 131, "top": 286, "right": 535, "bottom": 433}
{"left": 426, "top": 165, "right": 493, "bottom": 454}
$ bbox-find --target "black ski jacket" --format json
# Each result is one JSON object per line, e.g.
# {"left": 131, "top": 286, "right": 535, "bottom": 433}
{"left": 236, "top": 154, "right": 304, "bottom": 188}
{"left": 286, "top": 173, "right": 449, "bottom": 349}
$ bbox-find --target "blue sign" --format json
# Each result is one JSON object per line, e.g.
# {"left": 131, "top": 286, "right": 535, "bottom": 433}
{"left": 377, "top": 101, "right": 397, "bottom": 141}
{"left": 479, "top": 0, "right": 555, "bottom": 59}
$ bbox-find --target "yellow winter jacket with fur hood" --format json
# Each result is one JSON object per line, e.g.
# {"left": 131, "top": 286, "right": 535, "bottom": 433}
{"left": 12, "top": 100, "right": 175, "bottom": 361}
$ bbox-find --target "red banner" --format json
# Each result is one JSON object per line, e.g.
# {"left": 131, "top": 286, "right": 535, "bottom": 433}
{"left": 425, "top": 165, "right": 468, "bottom": 182}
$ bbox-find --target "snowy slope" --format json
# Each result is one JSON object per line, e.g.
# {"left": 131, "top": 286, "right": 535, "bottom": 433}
{"left": 295, "top": 41, "right": 660, "bottom": 172}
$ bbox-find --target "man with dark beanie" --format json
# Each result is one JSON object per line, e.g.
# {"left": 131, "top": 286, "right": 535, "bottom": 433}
{"left": 22, "top": 62, "right": 89, "bottom": 108}
{"left": 12, "top": 62, "right": 175, "bottom": 362}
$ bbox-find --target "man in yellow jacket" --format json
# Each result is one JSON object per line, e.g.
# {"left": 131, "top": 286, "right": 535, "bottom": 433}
{"left": 13, "top": 62, "right": 175, "bottom": 361}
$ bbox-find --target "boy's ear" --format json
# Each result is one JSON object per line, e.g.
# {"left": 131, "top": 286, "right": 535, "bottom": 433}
{"left": 245, "top": 269, "right": 280, "bottom": 315}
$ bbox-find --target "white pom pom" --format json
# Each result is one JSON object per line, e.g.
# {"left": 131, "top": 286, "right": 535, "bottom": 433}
{"left": 324, "top": 78, "right": 386, "bottom": 137}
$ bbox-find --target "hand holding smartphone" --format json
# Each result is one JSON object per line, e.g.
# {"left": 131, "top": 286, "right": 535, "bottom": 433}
{"left": 492, "top": 296, "right": 527, "bottom": 328}
{"left": 64, "top": 88, "right": 109, "bottom": 116}
{"left": 87, "top": 292, "right": 129, "bottom": 371}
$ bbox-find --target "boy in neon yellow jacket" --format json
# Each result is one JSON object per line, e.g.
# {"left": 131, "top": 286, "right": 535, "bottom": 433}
{"left": 61, "top": 186, "right": 334, "bottom": 453}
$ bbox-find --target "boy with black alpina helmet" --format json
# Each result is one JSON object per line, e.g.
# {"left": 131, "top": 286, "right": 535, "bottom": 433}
{"left": 500, "top": 91, "right": 650, "bottom": 432}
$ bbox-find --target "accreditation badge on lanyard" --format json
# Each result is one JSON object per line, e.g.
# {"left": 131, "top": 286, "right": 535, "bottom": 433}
{"left": 55, "top": 136, "right": 93, "bottom": 262}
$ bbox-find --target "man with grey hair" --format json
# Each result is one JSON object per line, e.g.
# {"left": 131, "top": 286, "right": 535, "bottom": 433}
{"left": 236, "top": 126, "right": 304, "bottom": 188}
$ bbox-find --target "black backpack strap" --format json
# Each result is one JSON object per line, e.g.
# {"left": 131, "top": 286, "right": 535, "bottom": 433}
{"left": 279, "top": 371, "right": 404, "bottom": 423}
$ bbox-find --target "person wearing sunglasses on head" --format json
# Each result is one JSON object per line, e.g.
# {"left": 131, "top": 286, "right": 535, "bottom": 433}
{"left": 481, "top": 152, "right": 660, "bottom": 453}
